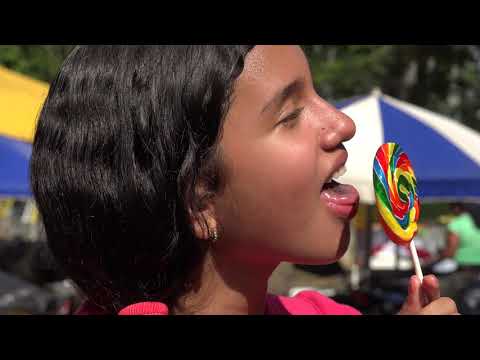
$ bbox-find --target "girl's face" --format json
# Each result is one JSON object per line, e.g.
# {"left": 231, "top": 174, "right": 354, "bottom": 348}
{"left": 214, "top": 45, "right": 359, "bottom": 267}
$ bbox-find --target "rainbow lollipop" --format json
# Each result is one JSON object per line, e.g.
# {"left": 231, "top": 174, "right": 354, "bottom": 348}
{"left": 373, "top": 143, "right": 423, "bottom": 281}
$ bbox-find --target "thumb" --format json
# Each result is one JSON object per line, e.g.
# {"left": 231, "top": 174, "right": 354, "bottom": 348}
{"left": 399, "top": 276, "right": 424, "bottom": 314}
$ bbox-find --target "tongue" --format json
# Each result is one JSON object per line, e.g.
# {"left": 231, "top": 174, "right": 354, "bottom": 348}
{"left": 321, "top": 181, "right": 359, "bottom": 205}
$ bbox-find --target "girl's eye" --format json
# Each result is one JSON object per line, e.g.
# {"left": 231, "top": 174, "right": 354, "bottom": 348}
{"left": 277, "top": 107, "right": 304, "bottom": 128}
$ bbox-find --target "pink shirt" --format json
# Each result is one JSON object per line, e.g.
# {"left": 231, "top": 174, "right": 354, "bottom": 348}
{"left": 265, "top": 291, "right": 361, "bottom": 315}
{"left": 77, "top": 291, "right": 361, "bottom": 315}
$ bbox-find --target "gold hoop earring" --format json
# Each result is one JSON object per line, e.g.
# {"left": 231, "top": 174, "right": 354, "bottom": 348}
{"left": 211, "top": 229, "right": 219, "bottom": 243}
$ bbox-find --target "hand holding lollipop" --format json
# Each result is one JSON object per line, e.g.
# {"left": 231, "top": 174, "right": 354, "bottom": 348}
{"left": 373, "top": 143, "right": 423, "bottom": 282}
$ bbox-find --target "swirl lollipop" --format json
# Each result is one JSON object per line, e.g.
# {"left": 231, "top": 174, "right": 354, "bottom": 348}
{"left": 373, "top": 143, "right": 423, "bottom": 281}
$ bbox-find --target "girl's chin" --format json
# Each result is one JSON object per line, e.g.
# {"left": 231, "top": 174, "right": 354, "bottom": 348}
{"left": 290, "top": 253, "right": 345, "bottom": 266}
{"left": 295, "top": 237, "right": 350, "bottom": 265}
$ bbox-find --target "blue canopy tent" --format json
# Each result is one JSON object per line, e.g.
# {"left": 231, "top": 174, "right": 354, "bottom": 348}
{"left": 337, "top": 89, "right": 480, "bottom": 204}
{"left": 0, "top": 134, "right": 32, "bottom": 198}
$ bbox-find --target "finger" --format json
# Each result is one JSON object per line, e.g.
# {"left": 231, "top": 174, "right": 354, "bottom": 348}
{"left": 421, "top": 275, "right": 441, "bottom": 303}
{"left": 399, "top": 276, "right": 423, "bottom": 314}
{"left": 421, "top": 297, "right": 458, "bottom": 315}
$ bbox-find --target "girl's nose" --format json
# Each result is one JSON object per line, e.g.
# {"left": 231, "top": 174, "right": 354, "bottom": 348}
{"left": 317, "top": 104, "right": 356, "bottom": 151}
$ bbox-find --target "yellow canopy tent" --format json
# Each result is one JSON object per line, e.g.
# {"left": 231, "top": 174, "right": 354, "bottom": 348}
{"left": 0, "top": 66, "right": 47, "bottom": 232}
{"left": 0, "top": 65, "right": 49, "bottom": 143}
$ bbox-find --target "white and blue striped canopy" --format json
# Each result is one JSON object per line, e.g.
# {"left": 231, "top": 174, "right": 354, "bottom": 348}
{"left": 337, "top": 90, "right": 480, "bottom": 204}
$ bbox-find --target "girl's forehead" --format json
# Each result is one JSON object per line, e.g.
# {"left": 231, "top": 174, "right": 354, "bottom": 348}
{"left": 229, "top": 46, "right": 310, "bottom": 114}
{"left": 244, "top": 45, "right": 305, "bottom": 76}
{"left": 243, "top": 46, "right": 268, "bottom": 79}
{"left": 239, "top": 45, "right": 309, "bottom": 90}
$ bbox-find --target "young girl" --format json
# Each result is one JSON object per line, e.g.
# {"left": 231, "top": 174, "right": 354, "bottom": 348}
{"left": 31, "top": 45, "right": 458, "bottom": 315}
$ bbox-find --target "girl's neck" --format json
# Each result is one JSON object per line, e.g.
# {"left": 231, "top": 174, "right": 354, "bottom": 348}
{"left": 174, "top": 252, "right": 277, "bottom": 315}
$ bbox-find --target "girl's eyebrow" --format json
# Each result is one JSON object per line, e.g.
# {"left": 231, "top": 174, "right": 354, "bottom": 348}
{"left": 261, "top": 77, "right": 304, "bottom": 115}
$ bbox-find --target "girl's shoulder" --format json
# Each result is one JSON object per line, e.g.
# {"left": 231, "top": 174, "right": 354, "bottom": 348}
{"left": 75, "top": 300, "right": 168, "bottom": 315}
{"left": 76, "top": 291, "right": 362, "bottom": 315}
{"left": 266, "top": 290, "right": 361, "bottom": 315}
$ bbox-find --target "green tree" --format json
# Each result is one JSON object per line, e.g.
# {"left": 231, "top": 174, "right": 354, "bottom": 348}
{"left": 2, "top": 45, "right": 479, "bottom": 131}
{"left": 303, "top": 45, "right": 480, "bottom": 131}
{"left": 0, "top": 45, "right": 74, "bottom": 83}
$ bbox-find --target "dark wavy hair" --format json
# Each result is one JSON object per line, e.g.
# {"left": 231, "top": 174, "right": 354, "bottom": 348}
{"left": 30, "top": 45, "right": 254, "bottom": 312}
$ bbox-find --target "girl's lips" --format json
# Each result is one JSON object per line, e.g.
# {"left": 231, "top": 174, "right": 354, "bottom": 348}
{"left": 320, "top": 181, "right": 360, "bottom": 219}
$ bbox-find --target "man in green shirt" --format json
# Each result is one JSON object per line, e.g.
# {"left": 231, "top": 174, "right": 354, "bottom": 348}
{"left": 444, "top": 203, "right": 480, "bottom": 266}
{"left": 435, "top": 203, "right": 480, "bottom": 307}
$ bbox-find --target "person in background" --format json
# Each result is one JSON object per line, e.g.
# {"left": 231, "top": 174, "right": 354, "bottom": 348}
{"left": 442, "top": 203, "right": 480, "bottom": 267}
{"left": 434, "top": 203, "right": 480, "bottom": 300}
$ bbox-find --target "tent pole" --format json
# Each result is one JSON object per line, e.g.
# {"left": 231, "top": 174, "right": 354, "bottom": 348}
{"left": 364, "top": 205, "right": 373, "bottom": 290}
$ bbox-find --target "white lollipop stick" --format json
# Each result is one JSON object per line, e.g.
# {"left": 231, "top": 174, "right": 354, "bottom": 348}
{"left": 409, "top": 239, "right": 424, "bottom": 283}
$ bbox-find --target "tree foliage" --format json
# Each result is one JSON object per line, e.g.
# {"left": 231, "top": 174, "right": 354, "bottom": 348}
{"left": 303, "top": 45, "right": 480, "bottom": 131}
{"left": 1, "top": 45, "right": 479, "bottom": 130}
{"left": 0, "top": 45, "right": 74, "bottom": 83}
